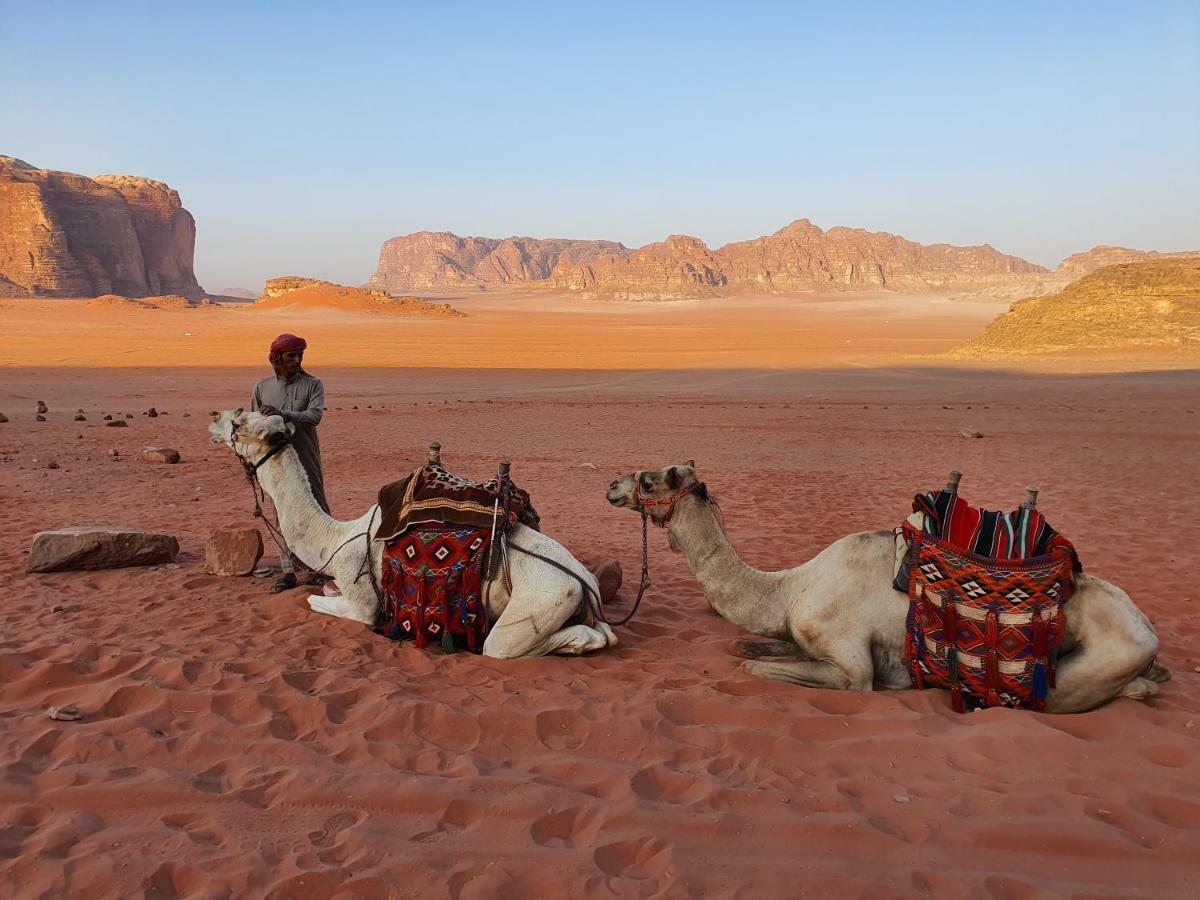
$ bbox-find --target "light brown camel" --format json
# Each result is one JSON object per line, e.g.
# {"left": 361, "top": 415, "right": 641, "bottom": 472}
{"left": 210, "top": 410, "right": 617, "bottom": 657}
{"left": 607, "top": 462, "right": 1168, "bottom": 713}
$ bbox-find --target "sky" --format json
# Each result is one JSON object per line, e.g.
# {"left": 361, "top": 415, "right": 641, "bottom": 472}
{"left": 2, "top": 1, "right": 1198, "bottom": 291}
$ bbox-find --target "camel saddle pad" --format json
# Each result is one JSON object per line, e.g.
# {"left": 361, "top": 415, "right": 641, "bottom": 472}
{"left": 377, "top": 525, "right": 493, "bottom": 653}
{"left": 375, "top": 462, "right": 539, "bottom": 543}
{"left": 904, "top": 534, "right": 1075, "bottom": 712}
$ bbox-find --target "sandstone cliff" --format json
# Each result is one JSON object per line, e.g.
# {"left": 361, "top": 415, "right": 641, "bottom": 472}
{"left": 1055, "top": 245, "right": 1200, "bottom": 280}
{"left": 367, "top": 232, "right": 629, "bottom": 293}
{"left": 255, "top": 276, "right": 463, "bottom": 317}
{"left": 950, "top": 259, "right": 1200, "bottom": 357}
{"left": 369, "top": 219, "right": 1046, "bottom": 299}
{"left": 0, "top": 156, "right": 203, "bottom": 298}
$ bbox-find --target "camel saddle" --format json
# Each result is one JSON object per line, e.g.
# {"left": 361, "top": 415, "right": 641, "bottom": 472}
{"left": 375, "top": 461, "right": 539, "bottom": 544}
{"left": 894, "top": 487, "right": 1081, "bottom": 712}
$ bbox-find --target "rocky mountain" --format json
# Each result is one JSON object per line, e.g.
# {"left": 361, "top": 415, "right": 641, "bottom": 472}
{"left": 255, "top": 276, "right": 463, "bottom": 317}
{"left": 366, "top": 232, "right": 629, "bottom": 293}
{"left": 950, "top": 259, "right": 1200, "bottom": 357}
{"left": 369, "top": 219, "right": 1045, "bottom": 299}
{"left": 1055, "top": 245, "right": 1200, "bottom": 280}
{"left": 0, "top": 156, "right": 204, "bottom": 298}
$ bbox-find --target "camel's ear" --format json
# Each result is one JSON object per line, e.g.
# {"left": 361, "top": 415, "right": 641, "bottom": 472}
{"left": 667, "top": 466, "right": 681, "bottom": 490}
{"left": 685, "top": 459, "right": 695, "bottom": 469}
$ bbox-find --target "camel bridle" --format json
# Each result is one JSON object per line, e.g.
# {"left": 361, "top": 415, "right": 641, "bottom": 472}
{"left": 226, "top": 420, "right": 378, "bottom": 587}
{"left": 632, "top": 479, "right": 704, "bottom": 527}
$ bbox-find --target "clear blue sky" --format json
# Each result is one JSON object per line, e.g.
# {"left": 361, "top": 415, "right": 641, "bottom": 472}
{"left": 3, "top": 1, "right": 1198, "bottom": 291}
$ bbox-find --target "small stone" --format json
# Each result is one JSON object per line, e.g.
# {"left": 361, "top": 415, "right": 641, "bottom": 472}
{"left": 893, "top": 794, "right": 912, "bottom": 804}
{"left": 1185, "top": 720, "right": 1195, "bottom": 729}
{"left": 45, "top": 461, "right": 59, "bottom": 470}
{"left": 109, "top": 449, "right": 120, "bottom": 458}
{"left": 147, "top": 408, "right": 158, "bottom": 418}
{"left": 74, "top": 414, "right": 86, "bottom": 421}
{"left": 960, "top": 428, "right": 984, "bottom": 439}
{"left": 36, "top": 401, "right": 48, "bottom": 414}
{"left": 182, "top": 412, "right": 191, "bottom": 418}
{"left": 51, "top": 604, "right": 64, "bottom": 612}
{"left": 142, "top": 447, "right": 181, "bottom": 464}
{"left": 47, "top": 705, "right": 82, "bottom": 722}
{"left": 36, "top": 414, "right": 46, "bottom": 422}
{"left": 0, "top": 413, "right": 8, "bottom": 423}
{"left": 205, "top": 527, "right": 264, "bottom": 576}
{"left": 105, "top": 420, "right": 128, "bottom": 428}
{"left": 579, "top": 462, "right": 598, "bottom": 471}
{"left": 103, "top": 414, "right": 113, "bottom": 421}
{"left": 124, "top": 413, "right": 133, "bottom": 419}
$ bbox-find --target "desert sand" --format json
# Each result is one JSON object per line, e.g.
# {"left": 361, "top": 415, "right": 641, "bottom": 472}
{"left": 2, "top": 296, "right": 1199, "bottom": 897}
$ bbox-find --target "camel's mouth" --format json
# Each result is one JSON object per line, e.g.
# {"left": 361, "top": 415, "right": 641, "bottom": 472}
{"left": 606, "top": 477, "right": 637, "bottom": 509}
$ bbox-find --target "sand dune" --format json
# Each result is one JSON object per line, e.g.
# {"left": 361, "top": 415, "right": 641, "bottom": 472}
{"left": 1, "top": 366, "right": 1197, "bottom": 897}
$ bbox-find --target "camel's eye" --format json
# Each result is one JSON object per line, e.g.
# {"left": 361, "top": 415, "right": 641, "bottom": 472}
{"left": 640, "top": 473, "right": 654, "bottom": 492}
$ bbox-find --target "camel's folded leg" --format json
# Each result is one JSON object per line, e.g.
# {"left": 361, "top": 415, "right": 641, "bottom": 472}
{"left": 734, "top": 639, "right": 806, "bottom": 660}
{"left": 484, "top": 622, "right": 616, "bottom": 658}
{"left": 307, "top": 593, "right": 375, "bottom": 626}
{"left": 743, "top": 657, "right": 872, "bottom": 692}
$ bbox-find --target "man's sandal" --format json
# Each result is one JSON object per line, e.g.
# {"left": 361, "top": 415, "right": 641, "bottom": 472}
{"left": 270, "top": 573, "right": 298, "bottom": 593}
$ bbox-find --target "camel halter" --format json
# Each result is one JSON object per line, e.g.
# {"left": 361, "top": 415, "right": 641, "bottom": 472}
{"left": 633, "top": 480, "right": 704, "bottom": 527}
{"left": 228, "top": 423, "right": 375, "bottom": 582}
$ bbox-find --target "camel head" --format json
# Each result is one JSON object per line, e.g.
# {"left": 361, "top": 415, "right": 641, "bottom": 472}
{"left": 607, "top": 461, "right": 708, "bottom": 526}
{"left": 208, "top": 408, "right": 294, "bottom": 460}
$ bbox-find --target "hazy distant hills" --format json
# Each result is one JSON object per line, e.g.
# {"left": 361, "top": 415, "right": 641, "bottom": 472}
{"left": 368, "top": 218, "right": 1047, "bottom": 299}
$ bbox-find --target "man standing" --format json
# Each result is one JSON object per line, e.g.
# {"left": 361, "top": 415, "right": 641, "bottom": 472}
{"left": 252, "top": 333, "right": 330, "bottom": 592}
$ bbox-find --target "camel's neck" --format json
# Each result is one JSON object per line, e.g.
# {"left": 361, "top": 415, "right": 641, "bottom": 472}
{"left": 667, "top": 496, "right": 789, "bottom": 637}
{"left": 252, "top": 445, "right": 357, "bottom": 566}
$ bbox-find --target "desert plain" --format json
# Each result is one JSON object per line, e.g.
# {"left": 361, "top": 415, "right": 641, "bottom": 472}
{"left": 1, "top": 291, "right": 1199, "bottom": 898}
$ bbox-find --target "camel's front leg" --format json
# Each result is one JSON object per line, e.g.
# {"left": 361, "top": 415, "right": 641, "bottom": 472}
{"left": 735, "top": 639, "right": 806, "bottom": 660}
{"left": 482, "top": 582, "right": 617, "bottom": 659}
{"left": 306, "top": 580, "right": 378, "bottom": 626}
{"left": 743, "top": 652, "right": 873, "bottom": 692}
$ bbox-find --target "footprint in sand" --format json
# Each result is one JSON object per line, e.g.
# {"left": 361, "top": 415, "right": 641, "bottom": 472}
{"left": 593, "top": 836, "right": 674, "bottom": 881}
{"left": 529, "top": 805, "right": 603, "bottom": 848}
{"left": 409, "top": 798, "right": 483, "bottom": 844}
{"left": 630, "top": 763, "right": 711, "bottom": 804}
{"left": 308, "top": 811, "right": 364, "bottom": 848}
{"left": 162, "top": 812, "right": 227, "bottom": 848}
{"left": 535, "top": 709, "right": 589, "bottom": 750}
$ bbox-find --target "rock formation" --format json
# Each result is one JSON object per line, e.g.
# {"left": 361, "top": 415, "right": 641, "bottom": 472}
{"left": 368, "top": 219, "right": 1046, "bottom": 299}
{"left": 255, "top": 276, "right": 464, "bottom": 317}
{"left": 0, "top": 156, "right": 203, "bottom": 298}
{"left": 950, "top": 259, "right": 1200, "bottom": 357}
{"left": 27, "top": 527, "right": 180, "bottom": 572}
{"left": 367, "top": 232, "right": 629, "bottom": 293}
{"left": 1055, "top": 245, "right": 1200, "bottom": 280}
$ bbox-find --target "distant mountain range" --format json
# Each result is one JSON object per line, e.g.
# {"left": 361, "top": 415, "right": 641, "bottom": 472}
{"left": 367, "top": 219, "right": 1048, "bottom": 299}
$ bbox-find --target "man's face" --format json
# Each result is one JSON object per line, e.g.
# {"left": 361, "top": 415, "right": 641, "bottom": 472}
{"left": 277, "top": 350, "right": 303, "bottom": 376}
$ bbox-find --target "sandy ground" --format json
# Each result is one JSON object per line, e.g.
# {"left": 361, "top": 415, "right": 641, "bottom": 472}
{"left": 1, "top": 292, "right": 1018, "bottom": 370}
{"left": 1, "top": 359, "right": 1198, "bottom": 898}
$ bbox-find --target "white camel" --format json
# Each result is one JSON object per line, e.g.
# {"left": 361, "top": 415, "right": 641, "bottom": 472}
{"left": 608, "top": 462, "right": 1168, "bottom": 713}
{"left": 210, "top": 410, "right": 617, "bottom": 657}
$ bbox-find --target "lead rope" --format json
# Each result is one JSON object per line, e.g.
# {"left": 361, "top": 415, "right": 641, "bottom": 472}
{"left": 599, "top": 508, "right": 651, "bottom": 627}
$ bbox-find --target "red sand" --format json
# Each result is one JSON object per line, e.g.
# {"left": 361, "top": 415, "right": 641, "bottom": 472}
{"left": 2, "top": 366, "right": 1198, "bottom": 897}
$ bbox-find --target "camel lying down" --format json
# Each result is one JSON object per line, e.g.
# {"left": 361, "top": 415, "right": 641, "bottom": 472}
{"left": 608, "top": 462, "right": 1168, "bottom": 713}
{"left": 210, "top": 410, "right": 617, "bottom": 658}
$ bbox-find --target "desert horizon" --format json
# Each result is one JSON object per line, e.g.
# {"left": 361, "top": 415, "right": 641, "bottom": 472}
{"left": 3, "top": 2, "right": 1199, "bottom": 897}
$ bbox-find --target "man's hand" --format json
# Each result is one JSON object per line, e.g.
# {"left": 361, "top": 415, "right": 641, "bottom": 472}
{"left": 260, "top": 404, "right": 282, "bottom": 417}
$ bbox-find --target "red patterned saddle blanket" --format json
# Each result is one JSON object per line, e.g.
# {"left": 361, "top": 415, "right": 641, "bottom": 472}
{"left": 377, "top": 525, "right": 493, "bottom": 653}
{"left": 898, "top": 489, "right": 1081, "bottom": 712}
